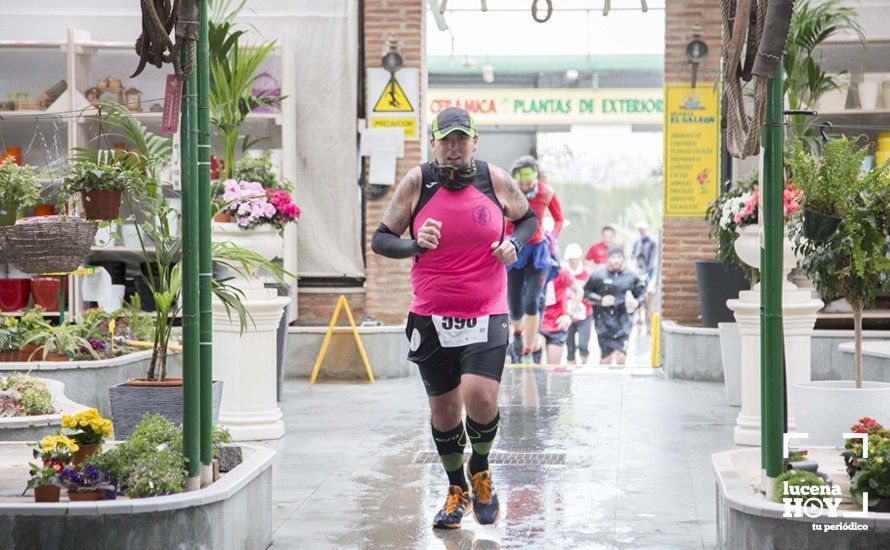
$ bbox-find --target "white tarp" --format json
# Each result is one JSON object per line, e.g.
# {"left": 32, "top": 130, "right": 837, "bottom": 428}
{"left": 0, "top": 0, "right": 364, "bottom": 278}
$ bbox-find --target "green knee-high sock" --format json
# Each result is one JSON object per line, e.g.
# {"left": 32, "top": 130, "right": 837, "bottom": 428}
{"left": 432, "top": 422, "right": 467, "bottom": 492}
{"left": 466, "top": 411, "right": 500, "bottom": 475}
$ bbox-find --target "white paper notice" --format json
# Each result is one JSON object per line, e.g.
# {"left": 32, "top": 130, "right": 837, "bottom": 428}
{"left": 369, "top": 147, "right": 399, "bottom": 185}
{"left": 360, "top": 128, "right": 404, "bottom": 158}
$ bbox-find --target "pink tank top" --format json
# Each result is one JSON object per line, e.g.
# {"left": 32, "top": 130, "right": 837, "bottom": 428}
{"left": 409, "top": 161, "right": 508, "bottom": 318}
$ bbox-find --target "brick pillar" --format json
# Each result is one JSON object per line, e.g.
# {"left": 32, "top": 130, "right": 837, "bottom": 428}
{"left": 662, "top": 0, "right": 722, "bottom": 325}
{"left": 363, "top": 0, "right": 425, "bottom": 324}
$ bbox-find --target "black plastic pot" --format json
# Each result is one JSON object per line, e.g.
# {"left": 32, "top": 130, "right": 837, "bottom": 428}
{"left": 695, "top": 260, "right": 750, "bottom": 328}
{"left": 802, "top": 207, "right": 842, "bottom": 243}
{"left": 133, "top": 275, "right": 159, "bottom": 312}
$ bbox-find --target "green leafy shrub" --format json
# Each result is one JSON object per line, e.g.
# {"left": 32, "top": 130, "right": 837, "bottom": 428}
{"left": 232, "top": 151, "right": 291, "bottom": 192}
{"left": 61, "top": 161, "right": 138, "bottom": 193}
{"left": 18, "top": 384, "right": 54, "bottom": 415}
{"left": 86, "top": 414, "right": 235, "bottom": 498}
{"left": 0, "top": 158, "right": 42, "bottom": 207}
{"left": 125, "top": 448, "right": 187, "bottom": 498}
{"left": 0, "top": 374, "right": 55, "bottom": 415}
{"left": 773, "top": 470, "right": 832, "bottom": 504}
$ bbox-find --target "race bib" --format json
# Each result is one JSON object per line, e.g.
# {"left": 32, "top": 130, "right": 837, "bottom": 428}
{"left": 431, "top": 315, "right": 490, "bottom": 348}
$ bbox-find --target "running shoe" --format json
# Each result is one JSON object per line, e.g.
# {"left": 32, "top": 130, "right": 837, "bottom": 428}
{"left": 433, "top": 486, "right": 473, "bottom": 529}
{"left": 509, "top": 333, "right": 523, "bottom": 363}
{"left": 468, "top": 469, "right": 500, "bottom": 525}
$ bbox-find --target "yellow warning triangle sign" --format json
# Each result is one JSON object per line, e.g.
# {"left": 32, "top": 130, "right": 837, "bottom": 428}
{"left": 373, "top": 78, "right": 414, "bottom": 112}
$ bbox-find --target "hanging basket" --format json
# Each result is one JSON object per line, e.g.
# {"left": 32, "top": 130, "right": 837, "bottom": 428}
{"left": 802, "top": 207, "right": 842, "bottom": 243}
{"left": 0, "top": 216, "right": 97, "bottom": 275}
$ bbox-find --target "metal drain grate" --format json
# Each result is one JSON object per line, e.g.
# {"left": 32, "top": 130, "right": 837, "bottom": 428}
{"left": 412, "top": 451, "right": 566, "bottom": 466}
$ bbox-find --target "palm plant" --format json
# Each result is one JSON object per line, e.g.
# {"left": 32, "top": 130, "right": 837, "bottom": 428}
{"left": 209, "top": 0, "right": 282, "bottom": 180}
{"left": 783, "top": 0, "right": 864, "bottom": 148}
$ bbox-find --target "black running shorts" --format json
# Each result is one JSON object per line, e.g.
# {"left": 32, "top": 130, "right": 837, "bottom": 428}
{"left": 406, "top": 312, "right": 509, "bottom": 396}
{"left": 540, "top": 329, "right": 568, "bottom": 347}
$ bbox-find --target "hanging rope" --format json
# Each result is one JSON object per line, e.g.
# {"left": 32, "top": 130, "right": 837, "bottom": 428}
{"left": 722, "top": 0, "right": 768, "bottom": 159}
{"left": 532, "top": 0, "right": 554, "bottom": 22}
{"left": 132, "top": 0, "right": 198, "bottom": 80}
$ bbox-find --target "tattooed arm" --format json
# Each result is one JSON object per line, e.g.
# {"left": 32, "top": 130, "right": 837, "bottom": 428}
{"left": 371, "top": 167, "right": 438, "bottom": 259}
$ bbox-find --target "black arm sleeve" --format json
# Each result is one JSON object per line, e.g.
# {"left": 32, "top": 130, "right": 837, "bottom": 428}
{"left": 631, "top": 275, "right": 648, "bottom": 301}
{"left": 509, "top": 208, "right": 539, "bottom": 249}
{"left": 583, "top": 273, "right": 603, "bottom": 305}
{"left": 371, "top": 223, "right": 425, "bottom": 259}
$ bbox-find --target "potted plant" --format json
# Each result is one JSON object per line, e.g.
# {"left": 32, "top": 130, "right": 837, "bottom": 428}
{"left": 57, "top": 464, "right": 116, "bottom": 501}
{"left": 211, "top": 178, "right": 300, "bottom": 271}
{"left": 24, "top": 434, "right": 78, "bottom": 502}
{"left": 0, "top": 307, "right": 47, "bottom": 360}
{"left": 209, "top": 3, "right": 282, "bottom": 180}
{"left": 788, "top": 138, "right": 868, "bottom": 243}
{"left": 701, "top": 174, "right": 758, "bottom": 328}
{"left": 731, "top": 183, "right": 803, "bottom": 275}
{"left": 0, "top": 157, "right": 41, "bottom": 226}
{"left": 842, "top": 417, "right": 890, "bottom": 512}
{"left": 61, "top": 160, "right": 136, "bottom": 220}
{"left": 790, "top": 138, "right": 890, "bottom": 445}
{"left": 22, "top": 323, "right": 100, "bottom": 362}
{"left": 60, "top": 408, "right": 112, "bottom": 467}
{"left": 783, "top": 0, "right": 863, "bottom": 149}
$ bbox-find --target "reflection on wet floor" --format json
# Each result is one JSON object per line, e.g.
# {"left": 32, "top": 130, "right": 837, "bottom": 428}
{"left": 267, "top": 360, "right": 735, "bottom": 549}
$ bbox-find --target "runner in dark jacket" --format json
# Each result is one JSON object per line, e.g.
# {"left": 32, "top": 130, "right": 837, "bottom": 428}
{"left": 583, "top": 246, "right": 647, "bottom": 365}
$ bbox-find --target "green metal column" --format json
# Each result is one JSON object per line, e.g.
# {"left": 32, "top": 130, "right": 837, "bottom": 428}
{"left": 761, "top": 63, "right": 785, "bottom": 482}
{"left": 197, "top": 0, "right": 214, "bottom": 480}
{"left": 181, "top": 46, "right": 201, "bottom": 487}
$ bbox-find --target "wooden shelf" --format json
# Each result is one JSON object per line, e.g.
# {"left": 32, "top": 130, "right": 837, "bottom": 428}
{"left": 1, "top": 310, "right": 61, "bottom": 317}
{"left": 91, "top": 246, "right": 156, "bottom": 253}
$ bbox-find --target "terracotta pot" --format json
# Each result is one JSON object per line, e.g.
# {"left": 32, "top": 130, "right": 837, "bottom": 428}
{"left": 126, "top": 377, "right": 183, "bottom": 387}
{"left": 67, "top": 489, "right": 104, "bottom": 502}
{"left": 36, "top": 351, "right": 70, "bottom": 362}
{"left": 0, "top": 201, "right": 19, "bottom": 226}
{"left": 30, "top": 277, "right": 65, "bottom": 312}
{"left": 81, "top": 189, "right": 122, "bottom": 220}
{"left": 213, "top": 211, "right": 233, "bottom": 223}
{"left": 34, "top": 485, "right": 60, "bottom": 503}
{"left": 16, "top": 344, "right": 38, "bottom": 362}
{"left": 34, "top": 203, "right": 55, "bottom": 217}
{"left": 0, "top": 279, "right": 31, "bottom": 312}
{"left": 71, "top": 443, "right": 100, "bottom": 469}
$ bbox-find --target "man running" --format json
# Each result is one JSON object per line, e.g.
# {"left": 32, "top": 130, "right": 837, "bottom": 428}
{"left": 563, "top": 243, "right": 594, "bottom": 365}
{"left": 584, "top": 247, "right": 647, "bottom": 365}
{"left": 585, "top": 224, "right": 618, "bottom": 270}
{"left": 536, "top": 261, "right": 583, "bottom": 366}
{"left": 371, "top": 107, "right": 538, "bottom": 529}
{"left": 505, "top": 156, "right": 564, "bottom": 363}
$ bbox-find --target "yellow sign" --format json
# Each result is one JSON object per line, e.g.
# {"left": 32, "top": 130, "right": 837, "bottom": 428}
{"left": 371, "top": 117, "right": 417, "bottom": 138}
{"left": 310, "top": 295, "right": 374, "bottom": 384}
{"left": 368, "top": 68, "right": 420, "bottom": 140}
{"left": 373, "top": 79, "right": 414, "bottom": 112}
{"left": 427, "top": 88, "right": 663, "bottom": 126}
{"left": 663, "top": 84, "right": 720, "bottom": 217}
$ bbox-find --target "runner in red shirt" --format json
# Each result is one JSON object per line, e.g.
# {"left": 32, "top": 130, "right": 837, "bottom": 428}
{"left": 563, "top": 243, "right": 594, "bottom": 365}
{"left": 536, "top": 266, "right": 583, "bottom": 365}
{"left": 585, "top": 225, "right": 619, "bottom": 269}
{"left": 505, "top": 156, "right": 565, "bottom": 363}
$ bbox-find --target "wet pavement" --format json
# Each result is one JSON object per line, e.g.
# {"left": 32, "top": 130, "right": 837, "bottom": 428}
{"left": 264, "top": 361, "right": 736, "bottom": 549}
